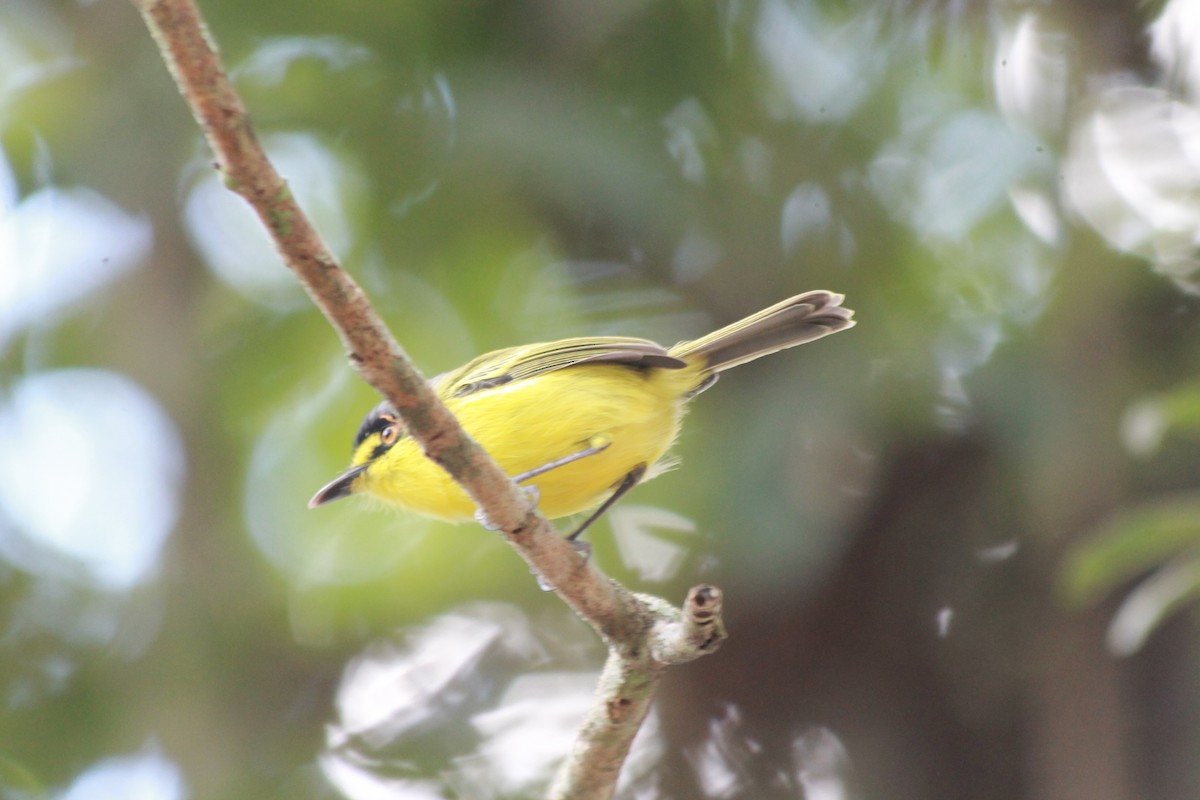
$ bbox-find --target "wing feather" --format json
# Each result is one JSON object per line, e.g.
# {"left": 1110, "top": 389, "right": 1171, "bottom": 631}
{"left": 437, "top": 337, "right": 687, "bottom": 399}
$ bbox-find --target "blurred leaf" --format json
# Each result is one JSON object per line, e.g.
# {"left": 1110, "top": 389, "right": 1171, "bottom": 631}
{"left": 1105, "top": 555, "right": 1200, "bottom": 656}
{"left": 1157, "top": 382, "right": 1200, "bottom": 431}
{"left": 0, "top": 753, "right": 49, "bottom": 799}
{"left": 1121, "top": 382, "right": 1200, "bottom": 457}
{"left": 1061, "top": 494, "right": 1200, "bottom": 607}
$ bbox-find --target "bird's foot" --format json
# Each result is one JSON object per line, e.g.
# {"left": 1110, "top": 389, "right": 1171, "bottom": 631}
{"left": 532, "top": 537, "right": 592, "bottom": 592}
{"left": 570, "top": 538, "right": 592, "bottom": 563}
{"left": 473, "top": 485, "right": 541, "bottom": 531}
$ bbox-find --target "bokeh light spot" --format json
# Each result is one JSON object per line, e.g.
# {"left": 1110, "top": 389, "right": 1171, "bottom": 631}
{"left": 0, "top": 147, "right": 152, "bottom": 350}
{"left": 59, "top": 745, "right": 186, "bottom": 800}
{"left": 183, "top": 132, "right": 365, "bottom": 308}
{"left": 0, "top": 370, "right": 184, "bottom": 591}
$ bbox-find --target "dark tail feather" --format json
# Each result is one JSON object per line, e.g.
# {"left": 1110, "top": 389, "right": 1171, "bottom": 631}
{"left": 670, "top": 291, "right": 855, "bottom": 373}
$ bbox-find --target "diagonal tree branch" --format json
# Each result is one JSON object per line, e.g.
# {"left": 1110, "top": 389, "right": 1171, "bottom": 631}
{"left": 132, "top": 1, "right": 726, "bottom": 797}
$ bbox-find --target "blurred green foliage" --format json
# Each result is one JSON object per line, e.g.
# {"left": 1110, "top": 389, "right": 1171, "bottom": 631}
{"left": 1064, "top": 496, "right": 1200, "bottom": 608}
{"left": 3, "top": 0, "right": 1200, "bottom": 799}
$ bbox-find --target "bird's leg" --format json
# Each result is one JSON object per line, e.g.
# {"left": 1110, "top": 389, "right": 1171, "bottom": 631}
{"left": 532, "top": 464, "right": 648, "bottom": 592}
{"left": 521, "top": 459, "right": 648, "bottom": 593}
{"left": 566, "top": 463, "right": 648, "bottom": 545}
{"left": 473, "top": 435, "right": 612, "bottom": 531}
{"left": 511, "top": 434, "right": 613, "bottom": 485}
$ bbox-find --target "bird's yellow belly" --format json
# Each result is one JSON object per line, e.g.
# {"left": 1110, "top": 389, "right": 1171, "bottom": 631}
{"left": 364, "top": 365, "right": 689, "bottom": 522}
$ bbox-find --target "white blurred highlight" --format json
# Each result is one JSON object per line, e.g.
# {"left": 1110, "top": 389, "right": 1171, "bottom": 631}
{"left": 1150, "top": 0, "right": 1200, "bottom": 102}
{"left": 792, "top": 727, "right": 852, "bottom": 800}
{"left": 672, "top": 227, "right": 723, "bottom": 284}
{"left": 976, "top": 540, "right": 1020, "bottom": 563}
{"left": 0, "top": 370, "right": 184, "bottom": 590}
{"left": 234, "top": 35, "right": 373, "bottom": 85}
{"left": 1009, "top": 185, "right": 1062, "bottom": 247}
{"left": 609, "top": 504, "right": 696, "bottom": 582}
{"left": 462, "top": 677, "right": 662, "bottom": 798}
{"left": 1120, "top": 398, "right": 1169, "bottom": 458}
{"left": 781, "top": 183, "right": 833, "bottom": 256}
{"left": 183, "top": 132, "right": 364, "bottom": 308}
{"left": 465, "top": 673, "right": 598, "bottom": 794}
{"left": 754, "top": 0, "right": 881, "bottom": 122}
{"left": 936, "top": 606, "right": 954, "bottom": 639}
{"left": 663, "top": 98, "right": 717, "bottom": 185}
{"left": 689, "top": 704, "right": 758, "bottom": 798}
{"left": 59, "top": 745, "right": 186, "bottom": 800}
{"left": 1065, "top": 86, "right": 1200, "bottom": 288}
{"left": 321, "top": 602, "right": 668, "bottom": 799}
{"left": 0, "top": 147, "right": 151, "bottom": 350}
{"left": 1106, "top": 557, "right": 1200, "bottom": 656}
{"left": 323, "top": 602, "right": 665, "bottom": 798}
{"left": 993, "top": 12, "right": 1069, "bottom": 138}
{"left": 328, "top": 607, "right": 543, "bottom": 751}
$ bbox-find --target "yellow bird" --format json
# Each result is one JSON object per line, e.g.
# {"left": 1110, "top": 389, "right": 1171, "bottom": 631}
{"left": 310, "top": 291, "right": 854, "bottom": 539}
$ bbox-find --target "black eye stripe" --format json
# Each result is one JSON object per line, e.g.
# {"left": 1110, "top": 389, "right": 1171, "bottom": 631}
{"left": 353, "top": 403, "right": 406, "bottom": 453}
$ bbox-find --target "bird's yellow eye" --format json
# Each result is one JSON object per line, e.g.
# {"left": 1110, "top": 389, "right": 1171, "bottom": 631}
{"left": 376, "top": 412, "right": 403, "bottom": 447}
{"left": 380, "top": 424, "right": 399, "bottom": 445}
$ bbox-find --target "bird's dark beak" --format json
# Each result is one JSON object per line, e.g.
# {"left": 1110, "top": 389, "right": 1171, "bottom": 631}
{"left": 308, "top": 465, "right": 367, "bottom": 508}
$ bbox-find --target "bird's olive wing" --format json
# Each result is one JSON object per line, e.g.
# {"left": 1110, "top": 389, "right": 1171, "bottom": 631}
{"left": 439, "top": 337, "right": 688, "bottom": 399}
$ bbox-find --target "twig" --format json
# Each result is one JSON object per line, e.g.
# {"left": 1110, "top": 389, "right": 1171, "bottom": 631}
{"left": 549, "top": 587, "right": 726, "bottom": 798}
{"left": 131, "top": 1, "right": 727, "bottom": 796}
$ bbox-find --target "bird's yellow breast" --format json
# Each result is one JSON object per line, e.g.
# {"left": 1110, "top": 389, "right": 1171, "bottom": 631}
{"left": 357, "top": 363, "right": 701, "bottom": 521}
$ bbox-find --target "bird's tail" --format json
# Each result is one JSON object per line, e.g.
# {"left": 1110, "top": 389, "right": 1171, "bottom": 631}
{"left": 669, "top": 290, "right": 855, "bottom": 373}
